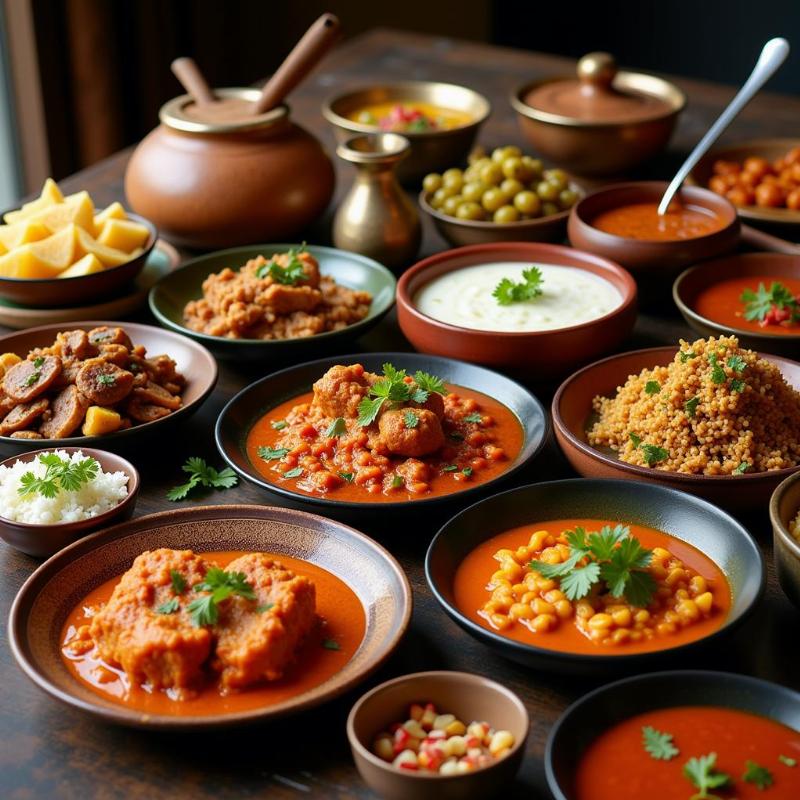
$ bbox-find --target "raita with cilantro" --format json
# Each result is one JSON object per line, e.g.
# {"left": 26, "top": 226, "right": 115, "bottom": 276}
{"left": 246, "top": 362, "right": 523, "bottom": 501}
{"left": 413, "top": 261, "right": 622, "bottom": 332}
{"left": 454, "top": 519, "right": 730, "bottom": 654}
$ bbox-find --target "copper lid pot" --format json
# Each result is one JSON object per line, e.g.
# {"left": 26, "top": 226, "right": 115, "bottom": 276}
{"left": 125, "top": 88, "right": 335, "bottom": 249}
{"left": 512, "top": 53, "right": 686, "bottom": 176}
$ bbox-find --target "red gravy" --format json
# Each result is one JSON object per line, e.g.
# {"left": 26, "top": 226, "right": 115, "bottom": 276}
{"left": 592, "top": 201, "right": 724, "bottom": 241}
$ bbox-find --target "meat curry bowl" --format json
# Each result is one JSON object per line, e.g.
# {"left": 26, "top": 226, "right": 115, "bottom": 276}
{"left": 0, "top": 320, "right": 217, "bottom": 456}
{"left": 425, "top": 479, "right": 763, "bottom": 674}
{"left": 9, "top": 504, "right": 411, "bottom": 728}
{"left": 215, "top": 353, "right": 548, "bottom": 516}
{"left": 149, "top": 244, "right": 396, "bottom": 361}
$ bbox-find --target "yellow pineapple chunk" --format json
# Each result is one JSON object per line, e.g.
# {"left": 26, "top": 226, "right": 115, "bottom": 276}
{"left": 58, "top": 253, "right": 105, "bottom": 278}
{"left": 96, "top": 218, "right": 150, "bottom": 253}
{"left": 0, "top": 246, "right": 65, "bottom": 278}
{"left": 92, "top": 201, "right": 128, "bottom": 236}
{"left": 82, "top": 406, "right": 122, "bottom": 436}
{"left": 29, "top": 191, "right": 95, "bottom": 233}
{"left": 28, "top": 224, "right": 80, "bottom": 270}
{"left": 75, "top": 227, "right": 132, "bottom": 267}
{"left": 3, "top": 178, "right": 64, "bottom": 224}
{"left": 40, "top": 178, "right": 64, "bottom": 205}
{"left": 0, "top": 220, "right": 51, "bottom": 251}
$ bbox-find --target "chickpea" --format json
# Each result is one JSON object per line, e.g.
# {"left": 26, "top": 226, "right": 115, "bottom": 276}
{"left": 514, "top": 190, "right": 542, "bottom": 216}
{"left": 461, "top": 181, "right": 486, "bottom": 203}
{"left": 521, "top": 155, "right": 544, "bottom": 178}
{"left": 455, "top": 201, "right": 485, "bottom": 220}
{"left": 712, "top": 159, "right": 741, "bottom": 176}
{"left": 558, "top": 188, "right": 578, "bottom": 209}
{"left": 442, "top": 168, "right": 464, "bottom": 191}
{"left": 544, "top": 169, "right": 569, "bottom": 192}
{"left": 500, "top": 178, "right": 524, "bottom": 198}
{"left": 492, "top": 145, "right": 521, "bottom": 163}
{"left": 431, "top": 186, "right": 456, "bottom": 208}
{"left": 480, "top": 162, "right": 504, "bottom": 186}
{"left": 536, "top": 181, "right": 559, "bottom": 201}
{"left": 494, "top": 205, "right": 520, "bottom": 224}
{"left": 743, "top": 156, "right": 772, "bottom": 180}
{"left": 501, "top": 157, "right": 526, "bottom": 180}
{"left": 787, "top": 187, "right": 800, "bottom": 210}
{"left": 442, "top": 195, "right": 464, "bottom": 215}
{"left": 481, "top": 187, "right": 507, "bottom": 213}
{"left": 726, "top": 186, "right": 754, "bottom": 206}
{"left": 755, "top": 182, "right": 784, "bottom": 207}
{"left": 422, "top": 173, "right": 442, "bottom": 193}
{"left": 541, "top": 201, "right": 560, "bottom": 216}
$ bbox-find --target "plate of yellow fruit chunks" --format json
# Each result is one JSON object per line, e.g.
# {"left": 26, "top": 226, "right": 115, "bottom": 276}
{"left": 0, "top": 180, "right": 155, "bottom": 307}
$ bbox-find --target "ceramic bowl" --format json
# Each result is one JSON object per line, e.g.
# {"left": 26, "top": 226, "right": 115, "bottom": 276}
{"left": 322, "top": 82, "right": 491, "bottom": 185}
{"left": 149, "top": 244, "right": 396, "bottom": 361}
{"left": 552, "top": 346, "right": 800, "bottom": 510}
{"left": 0, "top": 320, "right": 217, "bottom": 457}
{"left": 0, "top": 447, "right": 139, "bottom": 558}
{"left": 396, "top": 242, "right": 637, "bottom": 376}
{"left": 418, "top": 184, "right": 583, "bottom": 247}
{"left": 568, "top": 182, "right": 740, "bottom": 279}
{"left": 347, "top": 671, "right": 529, "bottom": 800}
{"left": 215, "top": 352, "right": 549, "bottom": 516}
{"left": 688, "top": 138, "right": 800, "bottom": 230}
{"left": 770, "top": 471, "right": 800, "bottom": 609}
{"left": 674, "top": 252, "right": 800, "bottom": 356}
{"left": 426, "top": 479, "right": 764, "bottom": 673}
{"left": 546, "top": 670, "right": 800, "bottom": 800}
{"left": 9, "top": 504, "right": 412, "bottom": 728}
{"left": 0, "top": 213, "right": 157, "bottom": 308}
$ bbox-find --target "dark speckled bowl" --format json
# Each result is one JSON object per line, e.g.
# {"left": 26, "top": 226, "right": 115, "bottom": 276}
{"left": 426, "top": 479, "right": 764, "bottom": 674}
{"left": 546, "top": 670, "right": 800, "bottom": 800}
{"left": 770, "top": 471, "right": 800, "bottom": 609}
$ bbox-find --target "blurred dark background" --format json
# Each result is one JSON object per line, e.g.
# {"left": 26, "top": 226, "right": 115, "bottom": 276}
{"left": 25, "top": 0, "right": 800, "bottom": 179}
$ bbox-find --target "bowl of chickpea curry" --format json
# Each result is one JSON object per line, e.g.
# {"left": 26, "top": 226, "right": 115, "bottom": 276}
{"left": 426, "top": 479, "right": 764, "bottom": 672}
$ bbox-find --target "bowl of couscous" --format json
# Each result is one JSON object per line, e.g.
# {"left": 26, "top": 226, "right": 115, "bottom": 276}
{"left": 770, "top": 471, "right": 800, "bottom": 609}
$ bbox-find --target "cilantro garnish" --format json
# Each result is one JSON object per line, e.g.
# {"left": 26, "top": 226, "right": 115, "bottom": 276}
{"left": 326, "top": 417, "right": 347, "bottom": 438}
{"left": 734, "top": 461, "right": 750, "bottom": 474}
{"left": 257, "top": 446, "right": 289, "bottom": 461}
{"left": 166, "top": 457, "right": 238, "bottom": 501}
{"left": 641, "top": 444, "right": 669, "bottom": 467}
{"left": 322, "top": 638, "right": 341, "bottom": 651}
{"left": 492, "top": 266, "right": 544, "bottom": 306}
{"left": 742, "top": 760, "right": 773, "bottom": 790}
{"left": 462, "top": 466, "right": 473, "bottom": 477}
{"left": 684, "top": 397, "right": 700, "bottom": 417}
{"left": 464, "top": 412, "right": 483, "bottom": 424}
{"left": 23, "top": 370, "right": 41, "bottom": 387}
{"left": 708, "top": 353, "right": 727, "bottom": 384}
{"left": 680, "top": 350, "right": 697, "bottom": 363}
{"left": 97, "top": 374, "right": 116, "bottom": 386}
{"left": 403, "top": 410, "right": 418, "bottom": 429}
{"left": 356, "top": 364, "right": 446, "bottom": 427}
{"left": 391, "top": 474, "right": 404, "bottom": 489}
{"left": 642, "top": 726, "right": 679, "bottom": 761}
{"left": 645, "top": 380, "right": 661, "bottom": 395}
{"left": 338, "top": 472, "right": 354, "bottom": 482}
{"left": 283, "top": 467, "right": 303, "bottom": 478}
{"left": 413, "top": 370, "right": 447, "bottom": 397}
{"left": 442, "top": 464, "right": 458, "bottom": 473}
{"left": 741, "top": 281, "right": 800, "bottom": 324}
{"left": 779, "top": 754, "right": 797, "bottom": 767}
{"left": 170, "top": 570, "right": 187, "bottom": 595}
{"left": 727, "top": 355, "right": 746, "bottom": 374}
{"left": 629, "top": 432, "right": 642, "bottom": 448}
{"left": 18, "top": 454, "right": 99, "bottom": 499}
{"left": 186, "top": 568, "right": 256, "bottom": 627}
{"left": 155, "top": 598, "right": 179, "bottom": 615}
{"left": 256, "top": 603, "right": 274, "bottom": 613}
{"left": 683, "top": 753, "right": 731, "bottom": 799}
{"left": 255, "top": 243, "right": 308, "bottom": 285}
{"left": 730, "top": 378, "right": 745, "bottom": 393}
{"left": 271, "top": 420, "right": 288, "bottom": 431}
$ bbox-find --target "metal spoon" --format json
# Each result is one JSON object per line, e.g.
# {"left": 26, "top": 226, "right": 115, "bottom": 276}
{"left": 658, "top": 37, "right": 790, "bottom": 215}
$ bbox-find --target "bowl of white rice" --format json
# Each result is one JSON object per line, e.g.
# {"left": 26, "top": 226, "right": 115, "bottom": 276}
{"left": 0, "top": 447, "right": 139, "bottom": 558}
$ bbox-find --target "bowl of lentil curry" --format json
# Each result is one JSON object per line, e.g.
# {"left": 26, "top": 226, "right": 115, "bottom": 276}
{"left": 215, "top": 352, "right": 548, "bottom": 517}
{"left": 426, "top": 479, "right": 764, "bottom": 673}
{"left": 553, "top": 336, "right": 800, "bottom": 510}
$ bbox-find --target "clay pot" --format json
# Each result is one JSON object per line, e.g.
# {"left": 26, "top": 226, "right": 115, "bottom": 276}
{"left": 125, "top": 88, "right": 335, "bottom": 249}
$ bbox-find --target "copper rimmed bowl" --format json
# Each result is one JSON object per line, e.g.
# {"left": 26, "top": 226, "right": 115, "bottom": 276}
{"left": 8, "top": 504, "right": 412, "bottom": 728}
{"left": 552, "top": 346, "right": 800, "bottom": 510}
{"left": 770, "top": 471, "right": 800, "bottom": 609}
{"left": 396, "top": 242, "right": 637, "bottom": 376}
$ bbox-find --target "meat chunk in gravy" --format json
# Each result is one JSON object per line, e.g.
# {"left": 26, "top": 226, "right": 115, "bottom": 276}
{"left": 213, "top": 554, "right": 316, "bottom": 690}
{"left": 2, "top": 356, "right": 61, "bottom": 403}
{"left": 90, "top": 549, "right": 212, "bottom": 695}
{"left": 88, "top": 326, "right": 133, "bottom": 350}
{"left": 56, "top": 330, "right": 98, "bottom": 360}
{"left": 0, "top": 398, "right": 49, "bottom": 436}
{"left": 378, "top": 407, "right": 444, "bottom": 457}
{"left": 39, "top": 385, "right": 88, "bottom": 439}
{"left": 76, "top": 360, "right": 134, "bottom": 406}
{"left": 312, "top": 363, "right": 376, "bottom": 419}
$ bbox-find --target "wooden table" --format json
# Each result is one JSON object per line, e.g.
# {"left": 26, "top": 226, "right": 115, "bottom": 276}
{"left": 2, "top": 28, "right": 800, "bottom": 800}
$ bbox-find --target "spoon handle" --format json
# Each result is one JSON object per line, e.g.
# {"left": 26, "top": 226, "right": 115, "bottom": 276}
{"left": 252, "top": 13, "right": 341, "bottom": 114}
{"left": 658, "top": 38, "right": 790, "bottom": 215}
{"left": 171, "top": 57, "right": 215, "bottom": 106}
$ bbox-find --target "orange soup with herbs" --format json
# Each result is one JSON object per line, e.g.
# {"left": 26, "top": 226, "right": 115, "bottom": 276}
{"left": 576, "top": 706, "right": 800, "bottom": 800}
{"left": 592, "top": 202, "right": 725, "bottom": 241}
{"left": 61, "top": 549, "right": 364, "bottom": 716}
{"left": 453, "top": 519, "right": 730, "bottom": 655}
{"left": 246, "top": 363, "right": 524, "bottom": 503}
{"left": 347, "top": 101, "right": 472, "bottom": 132}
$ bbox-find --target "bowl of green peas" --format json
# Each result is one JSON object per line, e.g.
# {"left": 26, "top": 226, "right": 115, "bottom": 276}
{"left": 419, "top": 145, "right": 584, "bottom": 247}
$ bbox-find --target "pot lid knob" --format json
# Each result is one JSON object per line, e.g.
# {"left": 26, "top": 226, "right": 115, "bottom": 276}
{"left": 577, "top": 52, "right": 617, "bottom": 94}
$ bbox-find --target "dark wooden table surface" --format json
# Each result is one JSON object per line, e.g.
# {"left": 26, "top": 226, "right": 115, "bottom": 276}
{"left": 2, "top": 28, "right": 800, "bottom": 800}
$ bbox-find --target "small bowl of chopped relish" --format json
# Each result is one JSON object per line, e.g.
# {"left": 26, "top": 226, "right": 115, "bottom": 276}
{"left": 0, "top": 447, "right": 139, "bottom": 557}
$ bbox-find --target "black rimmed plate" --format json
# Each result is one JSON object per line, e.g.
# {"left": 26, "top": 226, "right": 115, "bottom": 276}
{"left": 214, "top": 352, "right": 549, "bottom": 519}
{"left": 425, "top": 479, "right": 764, "bottom": 673}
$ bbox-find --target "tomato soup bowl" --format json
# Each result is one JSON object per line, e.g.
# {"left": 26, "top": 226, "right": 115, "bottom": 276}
{"left": 425, "top": 479, "right": 764, "bottom": 674}
{"left": 568, "top": 182, "right": 740, "bottom": 281}
{"left": 552, "top": 346, "right": 800, "bottom": 511}
{"left": 347, "top": 671, "right": 529, "bottom": 800}
{"left": 396, "top": 243, "right": 637, "bottom": 376}
{"left": 214, "top": 352, "right": 549, "bottom": 520}
{"left": 674, "top": 253, "right": 800, "bottom": 356}
{"left": 8, "top": 504, "right": 412, "bottom": 729}
{"left": 545, "top": 670, "right": 800, "bottom": 800}
{"left": 770, "top": 471, "right": 800, "bottom": 610}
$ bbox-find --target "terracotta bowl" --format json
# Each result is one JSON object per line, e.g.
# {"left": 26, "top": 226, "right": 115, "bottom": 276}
{"left": 0, "top": 320, "right": 217, "bottom": 457}
{"left": 568, "top": 182, "right": 740, "bottom": 280}
{"left": 552, "top": 346, "right": 800, "bottom": 510}
{"left": 0, "top": 213, "right": 157, "bottom": 308}
{"left": 347, "top": 671, "right": 529, "bottom": 800}
{"left": 322, "top": 82, "right": 491, "bottom": 185}
{"left": 396, "top": 242, "right": 637, "bottom": 376}
{"left": 0, "top": 447, "right": 139, "bottom": 558}
{"left": 418, "top": 185, "right": 583, "bottom": 247}
{"left": 674, "top": 252, "right": 800, "bottom": 356}
{"left": 687, "top": 138, "right": 800, "bottom": 230}
{"left": 426, "top": 479, "right": 764, "bottom": 673}
{"left": 9, "top": 504, "right": 412, "bottom": 728}
{"left": 546, "top": 670, "right": 800, "bottom": 800}
{"left": 770, "top": 471, "right": 800, "bottom": 610}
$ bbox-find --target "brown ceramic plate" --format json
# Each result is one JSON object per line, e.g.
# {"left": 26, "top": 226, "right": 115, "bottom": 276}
{"left": 552, "top": 346, "right": 800, "bottom": 510}
{"left": 0, "top": 213, "right": 157, "bottom": 308}
{"left": 9, "top": 504, "right": 412, "bottom": 729}
{"left": 0, "top": 447, "right": 139, "bottom": 558}
{"left": 770, "top": 471, "right": 800, "bottom": 609}
{"left": 688, "top": 138, "right": 800, "bottom": 229}
{"left": 397, "top": 242, "right": 637, "bottom": 376}
{"left": 674, "top": 252, "right": 800, "bottom": 356}
{"left": 347, "top": 671, "right": 529, "bottom": 800}
{"left": 0, "top": 320, "right": 217, "bottom": 456}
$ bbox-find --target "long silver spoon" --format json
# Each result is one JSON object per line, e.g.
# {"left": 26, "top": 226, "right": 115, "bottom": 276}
{"left": 658, "top": 37, "right": 790, "bottom": 215}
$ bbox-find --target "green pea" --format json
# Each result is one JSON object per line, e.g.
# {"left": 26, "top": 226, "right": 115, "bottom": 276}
{"left": 462, "top": 181, "right": 487, "bottom": 203}
{"left": 481, "top": 187, "right": 507, "bottom": 212}
{"left": 514, "top": 190, "right": 542, "bottom": 216}
{"left": 442, "top": 195, "right": 464, "bottom": 216}
{"left": 500, "top": 178, "right": 524, "bottom": 198}
{"left": 480, "top": 162, "right": 504, "bottom": 186}
{"left": 422, "top": 173, "right": 442, "bottom": 194}
{"left": 493, "top": 205, "right": 520, "bottom": 224}
{"left": 536, "top": 181, "right": 559, "bottom": 201}
{"left": 456, "top": 202, "right": 485, "bottom": 220}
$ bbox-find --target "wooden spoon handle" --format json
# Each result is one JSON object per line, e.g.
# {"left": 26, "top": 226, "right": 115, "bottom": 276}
{"left": 740, "top": 223, "right": 800, "bottom": 255}
{"left": 252, "top": 13, "right": 340, "bottom": 114}
{"left": 171, "top": 57, "right": 215, "bottom": 106}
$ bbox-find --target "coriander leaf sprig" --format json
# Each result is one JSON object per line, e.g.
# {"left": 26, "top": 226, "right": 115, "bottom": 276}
{"left": 255, "top": 243, "right": 309, "bottom": 285}
{"left": 741, "top": 281, "right": 800, "bottom": 325}
{"left": 18, "top": 453, "right": 99, "bottom": 499}
{"left": 492, "top": 266, "right": 544, "bottom": 306}
{"left": 186, "top": 567, "right": 256, "bottom": 627}
{"left": 683, "top": 753, "right": 731, "bottom": 800}
{"left": 166, "top": 457, "right": 238, "bottom": 501}
{"left": 356, "top": 364, "right": 447, "bottom": 427}
{"left": 642, "top": 726, "right": 679, "bottom": 761}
